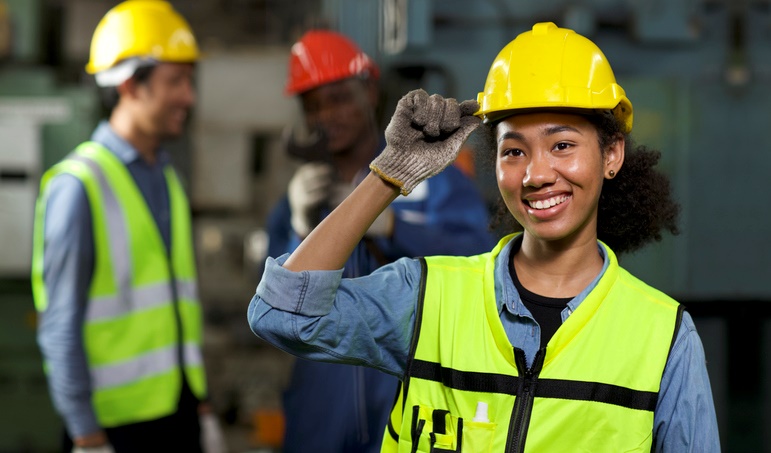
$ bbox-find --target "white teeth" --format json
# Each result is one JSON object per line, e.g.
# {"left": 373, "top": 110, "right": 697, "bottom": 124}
{"left": 528, "top": 195, "right": 568, "bottom": 210}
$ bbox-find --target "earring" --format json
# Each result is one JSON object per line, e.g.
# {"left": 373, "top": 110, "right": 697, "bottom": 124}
{"left": 608, "top": 170, "right": 616, "bottom": 178}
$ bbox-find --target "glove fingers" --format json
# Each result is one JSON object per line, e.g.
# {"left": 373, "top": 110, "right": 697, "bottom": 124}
{"left": 439, "top": 97, "right": 460, "bottom": 133}
{"left": 387, "top": 89, "right": 427, "bottom": 145}
{"left": 303, "top": 169, "right": 333, "bottom": 191}
{"left": 303, "top": 177, "right": 334, "bottom": 205}
{"left": 455, "top": 115, "right": 483, "bottom": 144}
{"left": 299, "top": 162, "right": 334, "bottom": 185}
{"left": 459, "top": 99, "right": 481, "bottom": 117}
{"left": 291, "top": 163, "right": 334, "bottom": 206}
{"left": 375, "top": 90, "right": 482, "bottom": 196}
{"left": 450, "top": 99, "right": 481, "bottom": 144}
{"left": 420, "top": 95, "right": 465, "bottom": 136}
{"left": 409, "top": 89, "right": 431, "bottom": 127}
{"left": 422, "top": 94, "right": 447, "bottom": 136}
{"left": 303, "top": 185, "right": 330, "bottom": 206}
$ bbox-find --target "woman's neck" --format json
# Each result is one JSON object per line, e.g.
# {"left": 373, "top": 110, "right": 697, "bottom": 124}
{"left": 513, "top": 233, "right": 603, "bottom": 298}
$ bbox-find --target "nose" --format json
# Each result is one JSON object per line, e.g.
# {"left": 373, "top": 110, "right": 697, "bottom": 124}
{"left": 315, "top": 102, "right": 341, "bottom": 126}
{"left": 303, "top": 102, "right": 333, "bottom": 129}
{"left": 523, "top": 152, "right": 556, "bottom": 188}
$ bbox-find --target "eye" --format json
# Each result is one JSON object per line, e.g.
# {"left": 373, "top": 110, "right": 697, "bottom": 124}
{"left": 302, "top": 100, "right": 320, "bottom": 115}
{"left": 553, "top": 142, "right": 573, "bottom": 152}
{"left": 330, "top": 91, "right": 354, "bottom": 104}
{"left": 500, "top": 147, "right": 524, "bottom": 157}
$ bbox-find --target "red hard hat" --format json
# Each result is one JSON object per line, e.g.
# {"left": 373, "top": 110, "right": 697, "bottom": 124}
{"left": 285, "top": 30, "right": 380, "bottom": 95}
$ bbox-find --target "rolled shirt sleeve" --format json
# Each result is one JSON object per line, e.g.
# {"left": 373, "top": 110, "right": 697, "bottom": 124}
{"left": 253, "top": 254, "right": 343, "bottom": 317}
{"left": 248, "top": 254, "right": 423, "bottom": 378}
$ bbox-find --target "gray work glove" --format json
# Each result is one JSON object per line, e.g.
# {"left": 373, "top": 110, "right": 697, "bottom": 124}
{"left": 200, "top": 412, "right": 228, "bottom": 453}
{"left": 370, "top": 89, "right": 481, "bottom": 195}
{"left": 72, "top": 446, "right": 115, "bottom": 453}
{"left": 288, "top": 162, "right": 335, "bottom": 237}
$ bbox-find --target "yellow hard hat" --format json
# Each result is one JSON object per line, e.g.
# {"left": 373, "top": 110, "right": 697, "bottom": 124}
{"left": 476, "top": 22, "right": 633, "bottom": 133}
{"left": 85, "top": 0, "right": 199, "bottom": 75}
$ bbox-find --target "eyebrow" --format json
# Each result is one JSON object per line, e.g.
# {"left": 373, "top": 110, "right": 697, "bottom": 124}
{"left": 497, "top": 125, "right": 582, "bottom": 143}
{"left": 497, "top": 131, "right": 524, "bottom": 143}
{"left": 543, "top": 125, "right": 581, "bottom": 136}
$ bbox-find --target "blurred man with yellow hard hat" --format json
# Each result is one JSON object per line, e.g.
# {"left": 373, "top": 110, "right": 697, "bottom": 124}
{"left": 32, "top": 2, "right": 225, "bottom": 452}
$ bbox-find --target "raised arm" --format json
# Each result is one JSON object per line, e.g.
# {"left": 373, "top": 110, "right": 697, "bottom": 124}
{"left": 284, "top": 172, "right": 398, "bottom": 271}
{"left": 284, "top": 89, "right": 482, "bottom": 272}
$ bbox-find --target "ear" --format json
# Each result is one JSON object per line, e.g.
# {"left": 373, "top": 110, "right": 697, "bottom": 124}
{"left": 115, "top": 76, "right": 139, "bottom": 100}
{"left": 604, "top": 133, "right": 625, "bottom": 179}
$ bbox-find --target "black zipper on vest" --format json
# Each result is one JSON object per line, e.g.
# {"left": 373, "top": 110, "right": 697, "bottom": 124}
{"left": 506, "top": 348, "right": 545, "bottom": 453}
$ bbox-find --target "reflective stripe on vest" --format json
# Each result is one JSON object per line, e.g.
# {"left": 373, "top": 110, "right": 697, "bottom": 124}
{"left": 91, "top": 343, "right": 203, "bottom": 389}
{"left": 384, "top": 234, "right": 681, "bottom": 453}
{"left": 85, "top": 279, "right": 198, "bottom": 321}
{"left": 68, "top": 154, "right": 132, "bottom": 307}
{"left": 31, "top": 142, "right": 206, "bottom": 427}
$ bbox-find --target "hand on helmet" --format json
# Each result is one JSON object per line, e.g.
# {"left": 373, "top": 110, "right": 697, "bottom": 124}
{"left": 370, "top": 89, "right": 481, "bottom": 195}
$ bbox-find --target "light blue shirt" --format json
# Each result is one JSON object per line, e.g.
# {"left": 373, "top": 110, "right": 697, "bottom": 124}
{"left": 36, "top": 121, "right": 172, "bottom": 437}
{"left": 248, "top": 235, "right": 721, "bottom": 452}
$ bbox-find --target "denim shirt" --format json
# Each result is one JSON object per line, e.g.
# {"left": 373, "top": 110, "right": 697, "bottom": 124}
{"left": 248, "top": 236, "right": 721, "bottom": 452}
{"left": 36, "top": 121, "right": 172, "bottom": 438}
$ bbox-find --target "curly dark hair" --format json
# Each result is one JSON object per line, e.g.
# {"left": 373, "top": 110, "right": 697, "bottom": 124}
{"left": 480, "top": 112, "right": 680, "bottom": 256}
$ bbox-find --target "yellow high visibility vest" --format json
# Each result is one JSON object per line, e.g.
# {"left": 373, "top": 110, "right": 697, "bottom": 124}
{"left": 32, "top": 142, "right": 207, "bottom": 427}
{"left": 383, "top": 234, "right": 681, "bottom": 452}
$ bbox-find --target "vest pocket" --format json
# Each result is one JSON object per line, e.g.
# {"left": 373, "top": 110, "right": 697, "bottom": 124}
{"left": 405, "top": 405, "right": 496, "bottom": 453}
{"left": 462, "top": 420, "right": 496, "bottom": 452}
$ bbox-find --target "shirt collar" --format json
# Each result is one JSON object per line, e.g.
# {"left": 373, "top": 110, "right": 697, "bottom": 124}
{"left": 90, "top": 120, "right": 170, "bottom": 167}
{"left": 494, "top": 234, "right": 610, "bottom": 318}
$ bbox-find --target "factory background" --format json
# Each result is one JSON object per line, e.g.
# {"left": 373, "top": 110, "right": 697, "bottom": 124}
{"left": 0, "top": 0, "right": 769, "bottom": 451}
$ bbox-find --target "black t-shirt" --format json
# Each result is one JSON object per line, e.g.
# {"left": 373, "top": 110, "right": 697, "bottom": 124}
{"left": 509, "top": 255, "right": 574, "bottom": 348}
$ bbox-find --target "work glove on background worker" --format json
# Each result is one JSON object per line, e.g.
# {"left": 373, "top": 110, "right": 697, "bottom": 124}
{"left": 288, "top": 162, "right": 334, "bottom": 237}
{"left": 288, "top": 162, "right": 394, "bottom": 238}
{"left": 370, "top": 89, "right": 481, "bottom": 195}
{"left": 200, "top": 412, "right": 228, "bottom": 453}
{"left": 72, "top": 445, "right": 114, "bottom": 453}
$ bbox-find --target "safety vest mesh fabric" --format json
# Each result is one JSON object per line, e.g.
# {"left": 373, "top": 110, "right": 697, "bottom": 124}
{"left": 31, "top": 142, "right": 207, "bottom": 427}
{"left": 382, "top": 234, "right": 681, "bottom": 453}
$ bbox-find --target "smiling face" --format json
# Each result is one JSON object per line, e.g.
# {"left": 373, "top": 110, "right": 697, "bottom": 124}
{"left": 495, "top": 111, "right": 623, "bottom": 248}
{"left": 134, "top": 62, "right": 196, "bottom": 139}
{"left": 299, "top": 78, "right": 377, "bottom": 154}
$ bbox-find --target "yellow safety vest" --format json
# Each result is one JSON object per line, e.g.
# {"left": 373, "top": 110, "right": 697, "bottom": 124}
{"left": 383, "top": 234, "right": 682, "bottom": 452}
{"left": 31, "top": 142, "right": 207, "bottom": 427}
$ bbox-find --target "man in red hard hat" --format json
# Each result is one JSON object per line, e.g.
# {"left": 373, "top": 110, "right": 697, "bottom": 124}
{"left": 263, "top": 30, "right": 495, "bottom": 452}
